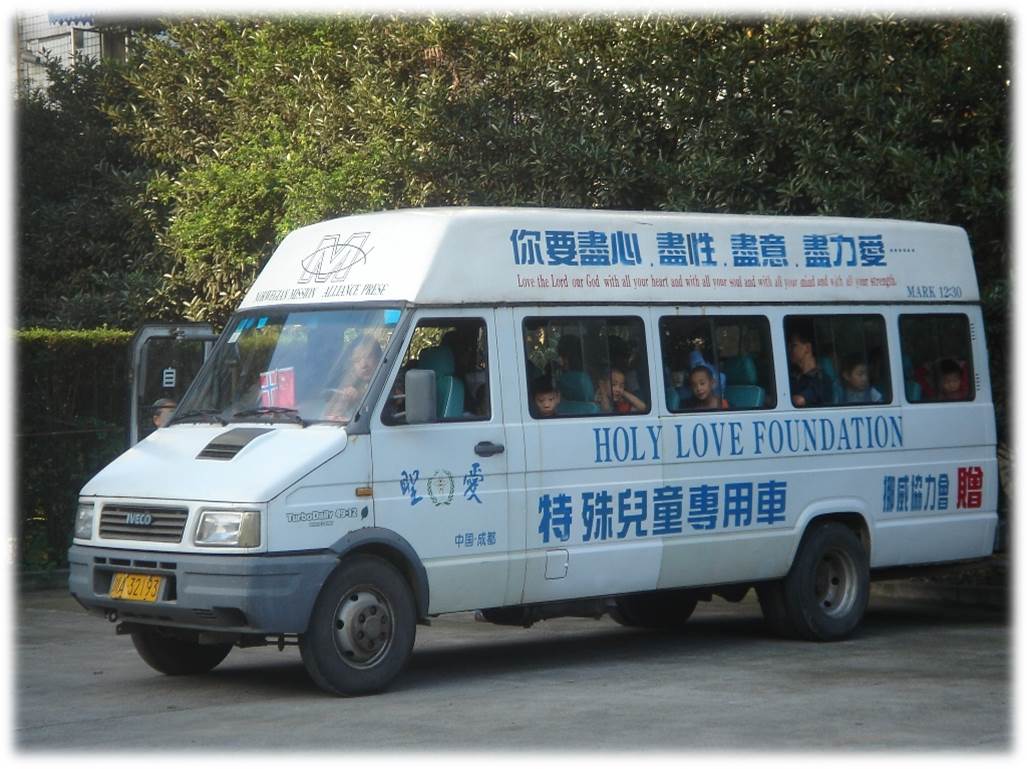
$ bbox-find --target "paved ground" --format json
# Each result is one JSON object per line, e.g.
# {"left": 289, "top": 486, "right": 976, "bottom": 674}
{"left": 12, "top": 586, "right": 1010, "bottom": 753}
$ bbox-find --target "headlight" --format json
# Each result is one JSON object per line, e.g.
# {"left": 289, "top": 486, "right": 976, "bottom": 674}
{"left": 194, "top": 510, "right": 260, "bottom": 548}
{"left": 74, "top": 502, "right": 95, "bottom": 539}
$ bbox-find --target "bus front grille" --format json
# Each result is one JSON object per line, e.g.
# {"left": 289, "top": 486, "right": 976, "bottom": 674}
{"left": 99, "top": 504, "right": 189, "bottom": 543}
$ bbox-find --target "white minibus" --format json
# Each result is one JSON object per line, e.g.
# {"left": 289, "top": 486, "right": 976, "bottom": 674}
{"left": 68, "top": 208, "right": 998, "bottom": 695}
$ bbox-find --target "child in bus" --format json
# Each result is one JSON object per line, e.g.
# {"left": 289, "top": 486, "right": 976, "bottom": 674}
{"left": 602, "top": 367, "right": 646, "bottom": 414}
{"left": 686, "top": 365, "right": 729, "bottom": 410}
{"left": 840, "top": 355, "right": 883, "bottom": 404}
{"left": 937, "top": 358, "right": 969, "bottom": 400}
{"left": 532, "top": 376, "right": 562, "bottom": 417}
{"left": 787, "top": 327, "right": 833, "bottom": 407}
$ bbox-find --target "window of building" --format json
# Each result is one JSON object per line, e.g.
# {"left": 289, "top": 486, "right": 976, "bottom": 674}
{"left": 523, "top": 316, "right": 650, "bottom": 418}
{"left": 783, "top": 315, "right": 891, "bottom": 408}
{"left": 898, "top": 314, "right": 974, "bottom": 403}
{"left": 659, "top": 315, "right": 775, "bottom": 411}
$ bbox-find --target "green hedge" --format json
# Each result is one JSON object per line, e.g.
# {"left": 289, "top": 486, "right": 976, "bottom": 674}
{"left": 17, "top": 328, "right": 133, "bottom": 571}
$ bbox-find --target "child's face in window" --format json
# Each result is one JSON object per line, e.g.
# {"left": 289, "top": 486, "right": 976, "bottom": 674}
{"left": 611, "top": 370, "right": 626, "bottom": 401}
{"left": 843, "top": 363, "right": 869, "bottom": 391}
{"left": 690, "top": 369, "right": 714, "bottom": 401}
{"left": 534, "top": 390, "right": 560, "bottom": 416}
{"left": 940, "top": 372, "right": 963, "bottom": 400}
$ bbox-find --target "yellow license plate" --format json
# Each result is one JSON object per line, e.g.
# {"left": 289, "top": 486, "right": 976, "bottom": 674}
{"left": 110, "top": 573, "right": 163, "bottom": 602}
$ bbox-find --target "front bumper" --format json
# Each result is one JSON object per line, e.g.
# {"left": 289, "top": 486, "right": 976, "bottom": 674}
{"left": 68, "top": 544, "right": 339, "bottom": 635}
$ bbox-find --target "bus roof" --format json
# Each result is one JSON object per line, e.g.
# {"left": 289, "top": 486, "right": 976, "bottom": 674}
{"left": 238, "top": 207, "right": 979, "bottom": 310}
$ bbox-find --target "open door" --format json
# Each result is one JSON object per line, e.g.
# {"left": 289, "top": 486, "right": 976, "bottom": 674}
{"left": 129, "top": 323, "right": 218, "bottom": 445}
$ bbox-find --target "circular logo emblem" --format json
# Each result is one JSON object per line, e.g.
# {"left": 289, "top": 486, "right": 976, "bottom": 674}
{"left": 426, "top": 470, "right": 455, "bottom": 507}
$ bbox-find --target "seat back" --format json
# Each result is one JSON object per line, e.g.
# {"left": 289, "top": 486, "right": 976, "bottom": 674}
{"left": 436, "top": 376, "right": 466, "bottom": 419}
{"left": 722, "top": 355, "right": 758, "bottom": 386}
{"left": 665, "top": 386, "right": 681, "bottom": 411}
{"left": 556, "top": 400, "right": 600, "bottom": 416}
{"left": 418, "top": 346, "right": 465, "bottom": 419}
{"left": 559, "top": 370, "right": 594, "bottom": 402}
{"left": 902, "top": 353, "right": 922, "bottom": 402}
{"left": 905, "top": 380, "right": 922, "bottom": 402}
{"left": 724, "top": 384, "right": 765, "bottom": 409}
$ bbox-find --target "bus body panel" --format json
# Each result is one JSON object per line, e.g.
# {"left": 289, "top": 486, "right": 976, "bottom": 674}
{"left": 68, "top": 208, "right": 999, "bottom": 644}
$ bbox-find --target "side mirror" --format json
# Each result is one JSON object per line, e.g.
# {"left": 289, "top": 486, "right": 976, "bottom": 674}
{"left": 405, "top": 369, "right": 437, "bottom": 424}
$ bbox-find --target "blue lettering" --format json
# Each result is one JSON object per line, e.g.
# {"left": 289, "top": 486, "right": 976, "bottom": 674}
{"left": 675, "top": 423, "right": 690, "bottom": 458}
{"left": 612, "top": 427, "right": 631, "bottom": 463}
{"left": 594, "top": 427, "right": 612, "bottom": 464}
{"left": 874, "top": 416, "right": 889, "bottom": 448}
{"left": 693, "top": 424, "right": 709, "bottom": 458}
{"left": 889, "top": 415, "right": 903, "bottom": 447}
{"left": 852, "top": 417, "right": 865, "bottom": 449}
{"left": 630, "top": 426, "right": 646, "bottom": 461}
{"left": 802, "top": 419, "right": 817, "bottom": 451}
{"left": 753, "top": 421, "right": 767, "bottom": 455}
{"left": 710, "top": 422, "right": 726, "bottom": 455}
{"left": 729, "top": 422, "right": 744, "bottom": 456}
{"left": 646, "top": 424, "right": 662, "bottom": 461}
{"left": 819, "top": 418, "right": 835, "bottom": 451}
{"left": 837, "top": 418, "right": 852, "bottom": 451}
{"left": 768, "top": 420, "right": 784, "bottom": 454}
{"left": 785, "top": 419, "right": 800, "bottom": 453}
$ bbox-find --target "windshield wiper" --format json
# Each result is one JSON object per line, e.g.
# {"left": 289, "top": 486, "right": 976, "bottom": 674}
{"left": 168, "top": 409, "right": 228, "bottom": 426}
{"left": 232, "top": 406, "right": 308, "bottom": 426}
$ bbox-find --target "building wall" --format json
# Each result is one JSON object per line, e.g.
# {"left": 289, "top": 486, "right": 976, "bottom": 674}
{"left": 16, "top": 13, "right": 102, "bottom": 92}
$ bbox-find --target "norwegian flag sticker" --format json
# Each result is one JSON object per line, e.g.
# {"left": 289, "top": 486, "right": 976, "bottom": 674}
{"left": 259, "top": 367, "right": 296, "bottom": 408}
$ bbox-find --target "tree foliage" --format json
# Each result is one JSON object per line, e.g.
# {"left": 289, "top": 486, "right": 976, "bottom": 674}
{"left": 109, "top": 15, "right": 1009, "bottom": 325}
{"left": 17, "top": 56, "right": 164, "bottom": 328}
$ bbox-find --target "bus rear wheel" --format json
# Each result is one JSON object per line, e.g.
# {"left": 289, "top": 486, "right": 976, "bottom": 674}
{"left": 609, "top": 589, "right": 699, "bottom": 630}
{"left": 299, "top": 555, "right": 416, "bottom": 696}
{"left": 759, "top": 521, "right": 869, "bottom": 641}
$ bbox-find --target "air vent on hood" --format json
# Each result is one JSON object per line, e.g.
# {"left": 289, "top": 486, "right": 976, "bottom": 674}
{"left": 197, "top": 427, "right": 273, "bottom": 461}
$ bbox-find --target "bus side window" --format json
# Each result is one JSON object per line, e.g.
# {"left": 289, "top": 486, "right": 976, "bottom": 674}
{"left": 659, "top": 315, "right": 776, "bottom": 412}
{"left": 899, "top": 314, "right": 975, "bottom": 403}
{"left": 523, "top": 316, "right": 650, "bottom": 418}
{"left": 784, "top": 314, "right": 891, "bottom": 408}
{"left": 382, "top": 317, "right": 490, "bottom": 425}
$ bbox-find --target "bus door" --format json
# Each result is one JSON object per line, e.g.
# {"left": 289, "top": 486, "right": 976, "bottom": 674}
{"left": 130, "top": 323, "right": 218, "bottom": 445}
{"left": 371, "top": 309, "right": 515, "bottom": 613}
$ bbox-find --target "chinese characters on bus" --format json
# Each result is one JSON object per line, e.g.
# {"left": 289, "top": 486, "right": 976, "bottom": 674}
{"left": 537, "top": 479, "right": 789, "bottom": 544}
{"left": 881, "top": 466, "right": 983, "bottom": 513}
{"left": 400, "top": 463, "right": 486, "bottom": 507}
{"left": 511, "top": 228, "right": 889, "bottom": 269}
{"left": 454, "top": 530, "right": 497, "bottom": 549}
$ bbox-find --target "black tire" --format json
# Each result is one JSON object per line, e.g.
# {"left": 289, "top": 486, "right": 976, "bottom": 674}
{"left": 130, "top": 627, "right": 232, "bottom": 675}
{"left": 756, "top": 580, "right": 797, "bottom": 639}
{"left": 609, "top": 589, "right": 699, "bottom": 630}
{"left": 299, "top": 554, "right": 416, "bottom": 696}
{"left": 763, "top": 521, "right": 869, "bottom": 641}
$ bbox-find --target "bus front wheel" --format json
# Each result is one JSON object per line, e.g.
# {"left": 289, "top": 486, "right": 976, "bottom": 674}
{"left": 759, "top": 521, "right": 869, "bottom": 641}
{"left": 299, "top": 554, "right": 416, "bottom": 696}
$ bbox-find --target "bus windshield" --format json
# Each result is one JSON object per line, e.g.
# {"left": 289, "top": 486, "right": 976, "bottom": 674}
{"left": 175, "top": 307, "right": 402, "bottom": 425}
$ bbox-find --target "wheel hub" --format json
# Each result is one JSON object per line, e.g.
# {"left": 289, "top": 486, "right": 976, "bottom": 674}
{"left": 333, "top": 588, "right": 393, "bottom": 668}
{"left": 814, "top": 548, "right": 858, "bottom": 618}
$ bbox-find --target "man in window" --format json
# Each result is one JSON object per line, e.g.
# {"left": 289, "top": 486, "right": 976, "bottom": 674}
{"left": 788, "top": 328, "right": 832, "bottom": 407}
